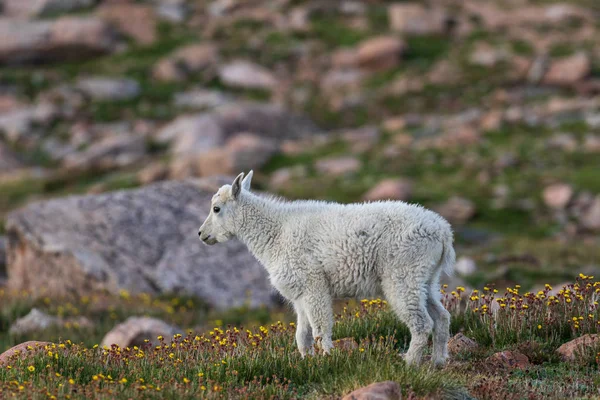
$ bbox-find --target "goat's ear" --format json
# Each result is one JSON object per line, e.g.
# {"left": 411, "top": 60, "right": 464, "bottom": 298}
{"left": 231, "top": 172, "right": 244, "bottom": 199}
{"left": 241, "top": 170, "right": 253, "bottom": 191}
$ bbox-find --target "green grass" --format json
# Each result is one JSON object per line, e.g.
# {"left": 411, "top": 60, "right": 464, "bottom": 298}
{"left": 2, "top": 278, "right": 600, "bottom": 398}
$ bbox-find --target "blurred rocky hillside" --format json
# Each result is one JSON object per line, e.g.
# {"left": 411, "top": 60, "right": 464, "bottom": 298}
{"left": 0, "top": 0, "right": 599, "bottom": 304}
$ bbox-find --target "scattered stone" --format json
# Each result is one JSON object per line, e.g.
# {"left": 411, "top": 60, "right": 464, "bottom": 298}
{"left": 218, "top": 60, "right": 277, "bottom": 90}
{"left": 2, "top": 0, "right": 94, "bottom": 18}
{"left": 0, "top": 236, "right": 6, "bottom": 282}
{"left": 542, "top": 183, "right": 573, "bottom": 209}
{"left": 0, "top": 103, "right": 57, "bottom": 143}
{"left": 436, "top": 196, "right": 476, "bottom": 225}
{"left": 9, "top": 308, "right": 92, "bottom": 336}
{"left": 546, "top": 133, "right": 578, "bottom": 152}
{"left": 469, "top": 42, "right": 510, "bottom": 67}
{"left": 342, "top": 381, "right": 401, "bottom": 400}
{"left": 363, "top": 179, "right": 413, "bottom": 202}
{"left": 156, "top": 103, "right": 320, "bottom": 157}
{"left": 156, "top": 1, "right": 189, "bottom": 23}
{"left": 455, "top": 257, "right": 477, "bottom": 276}
{"left": 448, "top": 333, "right": 478, "bottom": 355}
{"left": 315, "top": 156, "right": 361, "bottom": 177}
{"left": 196, "top": 133, "right": 278, "bottom": 177}
{"left": 428, "top": 59, "right": 463, "bottom": 85}
{"left": 137, "top": 162, "right": 169, "bottom": 185}
{"left": 0, "top": 144, "right": 24, "bottom": 173}
{"left": 5, "top": 178, "right": 279, "bottom": 309}
{"left": 583, "top": 134, "right": 600, "bottom": 153}
{"left": 486, "top": 351, "right": 530, "bottom": 369}
{"left": 356, "top": 36, "right": 406, "bottom": 72}
{"left": 100, "top": 317, "right": 183, "bottom": 349}
{"left": 0, "top": 17, "right": 117, "bottom": 65}
{"left": 153, "top": 44, "right": 218, "bottom": 82}
{"left": 543, "top": 52, "right": 591, "bottom": 86}
{"left": 334, "top": 337, "right": 359, "bottom": 351}
{"left": 0, "top": 341, "right": 52, "bottom": 365}
{"left": 579, "top": 196, "right": 600, "bottom": 232}
{"left": 62, "top": 134, "right": 146, "bottom": 172}
{"left": 556, "top": 334, "right": 600, "bottom": 361}
{"left": 269, "top": 166, "right": 307, "bottom": 190}
{"left": 388, "top": 3, "right": 449, "bottom": 35}
{"left": 97, "top": 3, "right": 158, "bottom": 45}
{"left": 174, "top": 89, "right": 232, "bottom": 109}
{"left": 76, "top": 77, "right": 140, "bottom": 101}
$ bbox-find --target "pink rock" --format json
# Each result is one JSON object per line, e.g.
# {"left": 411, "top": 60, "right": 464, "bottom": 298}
{"left": 486, "top": 350, "right": 530, "bottom": 369}
{"left": 0, "top": 341, "right": 52, "bottom": 365}
{"left": 542, "top": 183, "right": 573, "bottom": 209}
{"left": 315, "top": 156, "right": 361, "bottom": 177}
{"left": 342, "top": 381, "right": 401, "bottom": 400}
{"left": 543, "top": 52, "right": 591, "bottom": 86}
{"left": 363, "top": 179, "right": 412, "bottom": 202}
{"left": 556, "top": 334, "right": 600, "bottom": 361}
{"left": 356, "top": 36, "right": 406, "bottom": 72}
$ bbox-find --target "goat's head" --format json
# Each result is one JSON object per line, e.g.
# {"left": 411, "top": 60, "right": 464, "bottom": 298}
{"left": 198, "top": 170, "right": 253, "bottom": 245}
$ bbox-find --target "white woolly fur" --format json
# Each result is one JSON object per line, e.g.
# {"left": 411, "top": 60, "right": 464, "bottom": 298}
{"left": 198, "top": 171, "right": 456, "bottom": 366}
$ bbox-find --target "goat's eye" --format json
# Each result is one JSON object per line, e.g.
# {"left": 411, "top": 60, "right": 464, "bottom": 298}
{"left": 213, "top": 206, "right": 221, "bottom": 213}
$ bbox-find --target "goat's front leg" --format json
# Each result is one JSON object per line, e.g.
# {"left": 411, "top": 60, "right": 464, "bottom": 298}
{"left": 302, "top": 289, "right": 334, "bottom": 354}
{"left": 294, "top": 302, "right": 314, "bottom": 357}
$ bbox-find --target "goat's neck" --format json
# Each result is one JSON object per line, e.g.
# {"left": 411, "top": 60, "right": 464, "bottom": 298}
{"left": 236, "top": 192, "right": 282, "bottom": 265}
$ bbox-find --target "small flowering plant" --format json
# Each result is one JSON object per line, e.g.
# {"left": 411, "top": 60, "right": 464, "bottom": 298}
{"left": 443, "top": 274, "right": 600, "bottom": 348}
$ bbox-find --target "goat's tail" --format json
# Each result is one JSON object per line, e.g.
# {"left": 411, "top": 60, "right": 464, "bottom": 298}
{"left": 439, "top": 233, "right": 456, "bottom": 277}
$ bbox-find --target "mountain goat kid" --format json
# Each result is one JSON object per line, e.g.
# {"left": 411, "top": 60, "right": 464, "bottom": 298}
{"left": 198, "top": 171, "right": 455, "bottom": 366}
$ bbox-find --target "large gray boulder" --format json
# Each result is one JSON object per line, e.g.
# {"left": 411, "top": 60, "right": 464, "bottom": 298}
{"left": 5, "top": 177, "right": 278, "bottom": 309}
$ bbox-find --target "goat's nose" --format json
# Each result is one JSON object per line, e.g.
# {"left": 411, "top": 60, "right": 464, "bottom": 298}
{"left": 198, "top": 230, "right": 202, "bottom": 237}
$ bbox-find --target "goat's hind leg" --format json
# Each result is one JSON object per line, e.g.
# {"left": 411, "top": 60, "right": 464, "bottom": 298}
{"left": 294, "top": 303, "right": 314, "bottom": 357}
{"left": 384, "top": 279, "right": 433, "bottom": 366}
{"left": 426, "top": 283, "right": 450, "bottom": 367}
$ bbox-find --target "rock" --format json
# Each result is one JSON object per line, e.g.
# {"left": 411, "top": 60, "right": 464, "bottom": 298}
{"left": 137, "top": 162, "right": 169, "bottom": 185}
{"left": 388, "top": 3, "right": 449, "bottom": 35}
{"left": 0, "top": 144, "right": 24, "bottom": 173}
{"left": 469, "top": 42, "right": 509, "bottom": 67}
{"left": 580, "top": 196, "right": 600, "bottom": 232}
{"left": 546, "top": 133, "right": 577, "bottom": 152}
{"left": 62, "top": 134, "right": 146, "bottom": 171}
{"left": 454, "top": 257, "right": 477, "bottom": 276}
{"left": 2, "top": 0, "right": 95, "bottom": 18}
{"left": 542, "top": 183, "right": 573, "bottom": 209}
{"left": 428, "top": 59, "right": 463, "bottom": 85}
{"left": 357, "top": 36, "right": 406, "bottom": 72}
{"left": 153, "top": 44, "right": 218, "bottom": 82}
{"left": 156, "top": 1, "right": 189, "bottom": 23}
{"left": 543, "top": 52, "right": 591, "bottom": 86}
{"left": 5, "top": 178, "right": 278, "bottom": 309}
{"left": 341, "top": 126, "right": 380, "bottom": 153}
{"left": 174, "top": 89, "right": 232, "bottom": 109}
{"left": 218, "top": 60, "right": 277, "bottom": 90}
{"left": 363, "top": 179, "right": 412, "bottom": 202}
{"left": 447, "top": 333, "right": 478, "bottom": 355}
{"left": 556, "top": 334, "right": 600, "bottom": 361}
{"left": 196, "top": 133, "right": 278, "bottom": 177}
{"left": 9, "top": 308, "right": 93, "bottom": 335}
{"left": 0, "top": 103, "right": 57, "bottom": 143}
{"left": 100, "top": 317, "right": 182, "bottom": 349}
{"left": 342, "top": 381, "right": 401, "bottom": 400}
{"left": 156, "top": 103, "right": 320, "bottom": 157}
{"left": 334, "top": 337, "right": 359, "bottom": 351}
{"left": 76, "top": 77, "right": 140, "bottom": 101}
{"left": 0, "top": 236, "right": 6, "bottom": 281}
{"left": 0, "top": 341, "right": 52, "bottom": 365}
{"left": 486, "top": 351, "right": 530, "bottom": 369}
{"left": 436, "top": 196, "right": 476, "bottom": 224}
{"left": 315, "top": 156, "right": 361, "bottom": 177}
{"left": 583, "top": 134, "right": 600, "bottom": 153}
{"left": 269, "top": 166, "right": 307, "bottom": 190}
{"left": 97, "top": 3, "right": 157, "bottom": 45}
{"left": 0, "top": 17, "right": 117, "bottom": 65}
